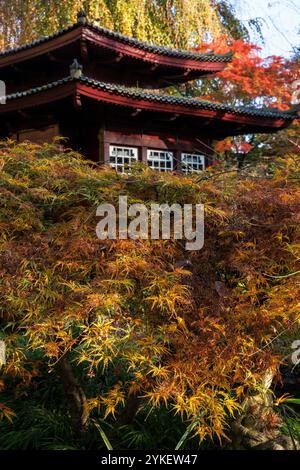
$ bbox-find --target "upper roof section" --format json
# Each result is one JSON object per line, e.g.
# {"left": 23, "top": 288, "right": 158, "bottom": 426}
{"left": 0, "top": 11, "right": 232, "bottom": 90}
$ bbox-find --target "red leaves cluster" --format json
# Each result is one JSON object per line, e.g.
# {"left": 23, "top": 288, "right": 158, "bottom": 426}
{"left": 194, "top": 36, "right": 299, "bottom": 109}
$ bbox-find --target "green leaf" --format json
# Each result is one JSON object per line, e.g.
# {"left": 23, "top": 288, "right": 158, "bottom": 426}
{"left": 93, "top": 420, "right": 113, "bottom": 450}
{"left": 175, "top": 420, "right": 198, "bottom": 450}
{"left": 284, "top": 399, "right": 300, "bottom": 405}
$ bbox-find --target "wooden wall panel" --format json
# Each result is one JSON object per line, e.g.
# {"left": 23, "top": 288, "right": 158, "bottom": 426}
{"left": 98, "top": 128, "right": 214, "bottom": 167}
{"left": 13, "top": 123, "right": 59, "bottom": 144}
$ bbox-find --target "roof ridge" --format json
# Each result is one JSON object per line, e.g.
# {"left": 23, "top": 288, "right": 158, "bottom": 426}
{"left": 5, "top": 76, "right": 74, "bottom": 99}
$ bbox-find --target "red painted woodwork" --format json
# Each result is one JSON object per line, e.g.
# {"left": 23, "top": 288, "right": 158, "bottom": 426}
{"left": 0, "top": 19, "right": 296, "bottom": 165}
{"left": 82, "top": 28, "right": 228, "bottom": 72}
{"left": 99, "top": 129, "right": 213, "bottom": 168}
{"left": 0, "top": 80, "right": 289, "bottom": 132}
{"left": 0, "top": 24, "right": 228, "bottom": 91}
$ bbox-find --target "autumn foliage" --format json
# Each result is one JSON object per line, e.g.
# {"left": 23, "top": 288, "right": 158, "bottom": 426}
{"left": 0, "top": 0, "right": 224, "bottom": 51}
{"left": 195, "top": 36, "right": 298, "bottom": 107}
{"left": 192, "top": 36, "right": 300, "bottom": 158}
{"left": 0, "top": 141, "right": 299, "bottom": 448}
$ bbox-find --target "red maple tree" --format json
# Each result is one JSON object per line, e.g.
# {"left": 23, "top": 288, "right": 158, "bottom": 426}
{"left": 195, "top": 36, "right": 298, "bottom": 108}
{"left": 193, "top": 37, "right": 299, "bottom": 158}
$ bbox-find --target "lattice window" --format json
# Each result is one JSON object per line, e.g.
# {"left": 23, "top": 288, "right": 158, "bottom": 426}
{"left": 109, "top": 145, "right": 138, "bottom": 173}
{"left": 147, "top": 149, "right": 174, "bottom": 172}
{"left": 181, "top": 153, "right": 205, "bottom": 173}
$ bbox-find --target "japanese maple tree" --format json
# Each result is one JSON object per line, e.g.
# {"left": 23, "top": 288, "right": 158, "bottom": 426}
{"left": 0, "top": 141, "right": 299, "bottom": 448}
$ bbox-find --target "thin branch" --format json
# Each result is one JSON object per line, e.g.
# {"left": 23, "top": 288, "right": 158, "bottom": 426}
{"left": 264, "top": 270, "right": 300, "bottom": 279}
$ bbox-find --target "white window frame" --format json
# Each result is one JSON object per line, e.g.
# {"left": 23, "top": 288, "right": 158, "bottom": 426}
{"left": 181, "top": 153, "right": 205, "bottom": 174}
{"left": 109, "top": 145, "right": 138, "bottom": 173}
{"left": 147, "top": 149, "right": 174, "bottom": 172}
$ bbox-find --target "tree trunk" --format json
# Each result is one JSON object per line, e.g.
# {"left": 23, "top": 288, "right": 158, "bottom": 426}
{"left": 230, "top": 370, "right": 299, "bottom": 450}
{"left": 57, "top": 355, "right": 87, "bottom": 436}
{"left": 116, "top": 393, "right": 140, "bottom": 426}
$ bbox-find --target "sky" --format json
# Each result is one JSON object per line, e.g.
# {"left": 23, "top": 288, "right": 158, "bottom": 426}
{"left": 231, "top": 0, "right": 300, "bottom": 57}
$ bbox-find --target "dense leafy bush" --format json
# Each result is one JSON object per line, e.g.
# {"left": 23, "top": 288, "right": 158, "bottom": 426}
{"left": 0, "top": 140, "right": 299, "bottom": 449}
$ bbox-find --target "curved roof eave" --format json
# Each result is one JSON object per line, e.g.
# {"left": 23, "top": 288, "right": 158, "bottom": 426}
{"left": 1, "top": 75, "right": 297, "bottom": 127}
{"left": 0, "top": 20, "right": 233, "bottom": 72}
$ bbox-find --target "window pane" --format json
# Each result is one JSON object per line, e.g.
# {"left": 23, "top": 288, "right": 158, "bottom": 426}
{"left": 109, "top": 145, "right": 138, "bottom": 173}
{"left": 181, "top": 153, "right": 205, "bottom": 174}
{"left": 147, "top": 149, "right": 174, "bottom": 172}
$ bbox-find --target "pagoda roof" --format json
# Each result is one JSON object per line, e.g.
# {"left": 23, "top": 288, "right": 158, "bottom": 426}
{"left": 1, "top": 74, "right": 297, "bottom": 136}
{"left": 0, "top": 22, "right": 232, "bottom": 64}
{"left": 0, "top": 18, "right": 232, "bottom": 84}
{"left": 0, "top": 22, "right": 233, "bottom": 63}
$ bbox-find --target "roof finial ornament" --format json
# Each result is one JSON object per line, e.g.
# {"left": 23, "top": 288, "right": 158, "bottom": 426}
{"left": 70, "top": 59, "right": 83, "bottom": 79}
{"left": 77, "top": 9, "right": 87, "bottom": 25}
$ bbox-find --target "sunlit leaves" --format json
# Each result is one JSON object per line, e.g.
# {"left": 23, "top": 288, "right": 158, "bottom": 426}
{"left": 0, "top": 403, "right": 16, "bottom": 423}
{"left": 0, "top": 1, "right": 224, "bottom": 51}
{"left": 102, "top": 383, "right": 126, "bottom": 419}
{"left": 0, "top": 141, "right": 299, "bottom": 442}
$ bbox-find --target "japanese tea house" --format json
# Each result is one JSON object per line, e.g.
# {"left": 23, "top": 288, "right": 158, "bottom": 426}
{"left": 0, "top": 11, "right": 298, "bottom": 173}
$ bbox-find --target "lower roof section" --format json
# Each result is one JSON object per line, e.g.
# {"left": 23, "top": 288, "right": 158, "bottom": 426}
{"left": 0, "top": 75, "right": 298, "bottom": 137}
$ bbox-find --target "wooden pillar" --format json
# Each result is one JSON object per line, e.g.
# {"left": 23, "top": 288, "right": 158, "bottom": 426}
{"left": 203, "top": 138, "right": 214, "bottom": 168}
{"left": 141, "top": 146, "right": 148, "bottom": 164}
{"left": 98, "top": 128, "right": 110, "bottom": 164}
{"left": 173, "top": 149, "right": 182, "bottom": 173}
{"left": 98, "top": 128, "right": 104, "bottom": 163}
